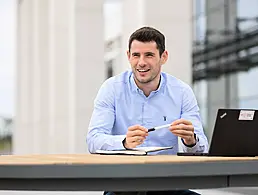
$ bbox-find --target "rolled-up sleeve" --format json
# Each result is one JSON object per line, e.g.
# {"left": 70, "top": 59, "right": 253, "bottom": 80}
{"left": 180, "top": 85, "right": 209, "bottom": 153}
{"left": 86, "top": 79, "right": 125, "bottom": 153}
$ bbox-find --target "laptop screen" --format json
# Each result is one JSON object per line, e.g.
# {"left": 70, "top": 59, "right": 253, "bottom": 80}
{"left": 209, "top": 109, "right": 258, "bottom": 157}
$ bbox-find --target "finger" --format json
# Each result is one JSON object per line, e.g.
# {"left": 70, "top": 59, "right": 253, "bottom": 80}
{"left": 127, "top": 136, "right": 145, "bottom": 144}
{"left": 136, "top": 125, "right": 148, "bottom": 133}
{"left": 169, "top": 124, "right": 194, "bottom": 132}
{"left": 124, "top": 139, "right": 141, "bottom": 149}
{"left": 172, "top": 132, "right": 194, "bottom": 142}
{"left": 171, "top": 129, "right": 194, "bottom": 137}
{"left": 124, "top": 140, "right": 139, "bottom": 149}
{"left": 130, "top": 142, "right": 141, "bottom": 148}
{"left": 174, "top": 134, "right": 193, "bottom": 141}
{"left": 127, "top": 130, "right": 148, "bottom": 137}
{"left": 172, "top": 119, "right": 192, "bottom": 126}
{"left": 128, "top": 125, "right": 148, "bottom": 133}
{"left": 128, "top": 125, "right": 140, "bottom": 131}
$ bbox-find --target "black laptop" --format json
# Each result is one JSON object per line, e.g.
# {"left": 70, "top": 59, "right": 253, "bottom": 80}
{"left": 177, "top": 108, "right": 258, "bottom": 157}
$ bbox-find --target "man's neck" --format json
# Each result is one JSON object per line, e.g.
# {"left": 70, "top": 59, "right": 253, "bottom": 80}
{"left": 135, "top": 75, "right": 161, "bottom": 97}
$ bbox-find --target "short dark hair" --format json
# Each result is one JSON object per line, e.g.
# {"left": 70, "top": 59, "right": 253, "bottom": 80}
{"left": 128, "top": 26, "right": 165, "bottom": 56}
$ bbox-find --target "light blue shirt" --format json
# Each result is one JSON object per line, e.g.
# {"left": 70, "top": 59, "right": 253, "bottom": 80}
{"left": 87, "top": 70, "right": 208, "bottom": 154}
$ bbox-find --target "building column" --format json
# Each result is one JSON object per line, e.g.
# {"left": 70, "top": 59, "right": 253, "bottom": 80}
{"left": 74, "top": 0, "right": 105, "bottom": 153}
{"left": 205, "top": 0, "right": 238, "bottom": 140}
{"left": 15, "top": 0, "right": 104, "bottom": 154}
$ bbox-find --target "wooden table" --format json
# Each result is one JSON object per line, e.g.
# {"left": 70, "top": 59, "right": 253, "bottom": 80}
{"left": 0, "top": 154, "right": 257, "bottom": 191}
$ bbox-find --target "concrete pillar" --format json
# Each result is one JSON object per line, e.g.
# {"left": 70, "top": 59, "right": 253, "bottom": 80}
{"left": 121, "top": 0, "right": 193, "bottom": 85}
{"left": 74, "top": 0, "right": 105, "bottom": 153}
{"left": 206, "top": 0, "right": 238, "bottom": 140}
{"left": 15, "top": 0, "right": 35, "bottom": 154}
{"left": 15, "top": 0, "right": 104, "bottom": 154}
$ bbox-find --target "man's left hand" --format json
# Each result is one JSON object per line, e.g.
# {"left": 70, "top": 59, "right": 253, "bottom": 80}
{"left": 168, "top": 119, "right": 196, "bottom": 145}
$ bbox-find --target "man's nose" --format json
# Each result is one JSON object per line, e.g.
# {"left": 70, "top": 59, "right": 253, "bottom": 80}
{"left": 138, "top": 56, "right": 146, "bottom": 66}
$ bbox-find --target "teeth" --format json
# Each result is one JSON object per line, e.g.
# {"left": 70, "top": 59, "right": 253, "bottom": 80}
{"left": 138, "top": 69, "right": 148, "bottom": 72}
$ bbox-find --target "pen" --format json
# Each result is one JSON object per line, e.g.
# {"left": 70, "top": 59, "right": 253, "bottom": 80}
{"left": 148, "top": 124, "right": 171, "bottom": 132}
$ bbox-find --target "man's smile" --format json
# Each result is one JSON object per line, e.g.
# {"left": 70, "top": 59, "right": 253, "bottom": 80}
{"left": 137, "top": 69, "right": 150, "bottom": 73}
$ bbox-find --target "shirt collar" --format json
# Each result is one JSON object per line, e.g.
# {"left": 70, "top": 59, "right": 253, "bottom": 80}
{"left": 129, "top": 71, "right": 165, "bottom": 94}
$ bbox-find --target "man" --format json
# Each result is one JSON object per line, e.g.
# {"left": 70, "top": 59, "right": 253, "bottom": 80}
{"left": 87, "top": 27, "right": 208, "bottom": 195}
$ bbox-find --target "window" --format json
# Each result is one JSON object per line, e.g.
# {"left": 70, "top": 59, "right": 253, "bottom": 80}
{"left": 237, "top": 0, "right": 258, "bottom": 31}
{"left": 238, "top": 67, "right": 258, "bottom": 98}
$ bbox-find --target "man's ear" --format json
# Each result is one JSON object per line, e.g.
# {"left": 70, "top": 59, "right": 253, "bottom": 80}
{"left": 127, "top": 50, "right": 130, "bottom": 60}
{"left": 161, "top": 50, "right": 168, "bottom": 65}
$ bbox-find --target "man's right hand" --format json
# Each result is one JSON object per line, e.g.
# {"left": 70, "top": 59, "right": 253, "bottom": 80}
{"left": 123, "top": 125, "right": 148, "bottom": 149}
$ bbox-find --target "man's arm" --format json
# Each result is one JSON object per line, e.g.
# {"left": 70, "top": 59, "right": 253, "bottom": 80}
{"left": 86, "top": 79, "right": 125, "bottom": 153}
{"left": 180, "top": 85, "right": 209, "bottom": 153}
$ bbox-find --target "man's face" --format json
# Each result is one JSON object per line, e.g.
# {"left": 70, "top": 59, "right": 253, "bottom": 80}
{"left": 127, "top": 40, "right": 168, "bottom": 84}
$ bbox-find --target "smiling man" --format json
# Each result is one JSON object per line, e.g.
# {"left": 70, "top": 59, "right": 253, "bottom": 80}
{"left": 87, "top": 26, "right": 208, "bottom": 195}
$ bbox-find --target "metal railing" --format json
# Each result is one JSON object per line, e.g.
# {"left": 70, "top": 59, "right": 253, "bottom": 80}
{"left": 192, "top": 25, "right": 258, "bottom": 82}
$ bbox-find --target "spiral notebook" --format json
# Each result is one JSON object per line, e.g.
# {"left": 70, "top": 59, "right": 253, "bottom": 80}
{"left": 95, "top": 146, "right": 173, "bottom": 156}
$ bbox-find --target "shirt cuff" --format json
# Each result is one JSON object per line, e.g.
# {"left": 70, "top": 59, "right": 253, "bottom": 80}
{"left": 181, "top": 133, "right": 198, "bottom": 147}
{"left": 181, "top": 134, "right": 201, "bottom": 153}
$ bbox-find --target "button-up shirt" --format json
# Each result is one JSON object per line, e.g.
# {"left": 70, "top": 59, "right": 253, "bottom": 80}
{"left": 87, "top": 70, "right": 208, "bottom": 154}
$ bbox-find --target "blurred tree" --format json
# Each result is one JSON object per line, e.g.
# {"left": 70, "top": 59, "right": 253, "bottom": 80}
{"left": 0, "top": 116, "right": 12, "bottom": 154}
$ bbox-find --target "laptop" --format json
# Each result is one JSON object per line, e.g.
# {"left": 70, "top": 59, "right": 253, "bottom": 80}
{"left": 177, "top": 108, "right": 258, "bottom": 157}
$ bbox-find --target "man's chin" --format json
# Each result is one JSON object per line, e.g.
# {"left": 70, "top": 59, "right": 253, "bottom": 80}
{"left": 137, "top": 78, "right": 151, "bottom": 84}
{"left": 133, "top": 74, "right": 152, "bottom": 84}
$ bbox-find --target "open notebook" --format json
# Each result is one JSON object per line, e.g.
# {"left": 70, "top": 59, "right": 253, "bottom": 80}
{"left": 95, "top": 146, "right": 173, "bottom": 156}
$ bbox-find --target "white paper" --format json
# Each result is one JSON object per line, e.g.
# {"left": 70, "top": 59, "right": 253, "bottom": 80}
{"left": 133, "top": 146, "right": 173, "bottom": 152}
{"left": 95, "top": 149, "right": 146, "bottom": 155}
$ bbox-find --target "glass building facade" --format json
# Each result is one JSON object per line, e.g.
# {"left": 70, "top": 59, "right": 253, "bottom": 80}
{"left": 193, "top": 0, "right": 258, "bottom": 140}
